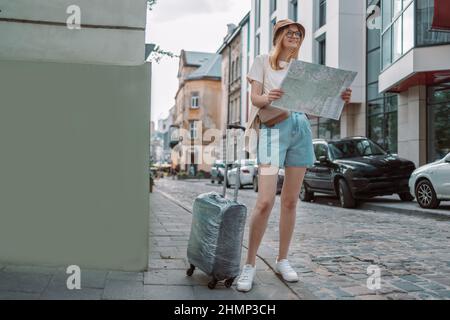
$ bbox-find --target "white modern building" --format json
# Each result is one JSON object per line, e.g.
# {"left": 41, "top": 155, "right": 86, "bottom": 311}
{"left": 247, "top": 0, "right": 450, "bottom": 167}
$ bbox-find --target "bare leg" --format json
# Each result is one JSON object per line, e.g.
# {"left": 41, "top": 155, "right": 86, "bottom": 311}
{"left": 245, "top": 165, "right": 279, "bottom": 266}
{"left": 278, "top": 166, "right": 306, "bottom": 261}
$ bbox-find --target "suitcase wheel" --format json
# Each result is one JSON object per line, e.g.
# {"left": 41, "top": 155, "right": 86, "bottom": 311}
{"left": 208, "top": 278, "right": 218, "bottom": 290}
{"left": 186, "top": 264, "right": 195, "bottom": 277}
{"left": 224, "top": 277, "right": 235, "bottom": 288}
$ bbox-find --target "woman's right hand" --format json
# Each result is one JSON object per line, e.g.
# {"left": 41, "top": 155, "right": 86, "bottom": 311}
{"left": 265, "top": 88, "right": 285, "bottom": 104}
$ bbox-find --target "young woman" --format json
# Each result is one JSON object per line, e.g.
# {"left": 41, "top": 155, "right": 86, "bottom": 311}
{"left": 237, "top": 19, "right": 352, "bottom": 292}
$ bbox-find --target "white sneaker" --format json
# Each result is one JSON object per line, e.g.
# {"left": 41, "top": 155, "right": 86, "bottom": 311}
{"left": 236, "top": 264, "right": 256, "bottom": 292}
{"left": 275, "top": 259, "right": 299, "bottom": 282}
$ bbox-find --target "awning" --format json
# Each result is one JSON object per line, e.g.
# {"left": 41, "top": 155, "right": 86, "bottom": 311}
{"left": 432, "top": 0, "right": 450, "bottom": 31}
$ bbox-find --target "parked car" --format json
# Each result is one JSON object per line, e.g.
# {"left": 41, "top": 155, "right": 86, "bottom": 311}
{"left": 299, "top": 137, "right": 416, "bottom": 208}
{"left": 226, "top": 159, "right": 258, "bottom": 189}
{"left": 409, "top": 153, "right": 450, "bottom": 209}
{"left": 210, "top": 160, "right": 226, "bottom": 184}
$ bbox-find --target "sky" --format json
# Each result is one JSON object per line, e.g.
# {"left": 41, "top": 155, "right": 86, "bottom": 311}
{"left": 145, "top": 0, "right": 251, "bottom": 129}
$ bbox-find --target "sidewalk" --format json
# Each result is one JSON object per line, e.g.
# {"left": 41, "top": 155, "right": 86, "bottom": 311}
{"left": 0, "top": 191, "right": 300, "bottom": 300}
{"left": 146, "top": 191, "right": 301, "bottom": 300}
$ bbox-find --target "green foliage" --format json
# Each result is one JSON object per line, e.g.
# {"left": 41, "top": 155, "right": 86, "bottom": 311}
{"left": 146, "top": 0, "right": 179, "bottom": 63}
{"left": 147, "top": 0, "right": 157, "bottom": 10}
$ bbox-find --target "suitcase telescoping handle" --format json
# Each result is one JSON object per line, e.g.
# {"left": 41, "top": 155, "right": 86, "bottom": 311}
{"left": 223, "top": 125, "right": 246, "bottom": 201}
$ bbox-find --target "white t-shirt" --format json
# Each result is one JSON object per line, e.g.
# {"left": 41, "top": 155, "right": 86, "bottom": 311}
{"left": 243, "top": 54, "right": 290, "bottom": 154}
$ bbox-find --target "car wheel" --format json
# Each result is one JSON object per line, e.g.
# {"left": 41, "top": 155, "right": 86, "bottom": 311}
{"left": 300, "top": 183, "right": 314, "bottom": 202}
{"left": 253, "top": 176, "right": 258, "bottom": 192}
{"left": 338, "top": 179, "right": 356, "bottom": 208}
{"left": 415, "top": 180, "right": 440, "bottom": 209}
{"left": 398, "top": 192, "right": 414, "bottom": 202}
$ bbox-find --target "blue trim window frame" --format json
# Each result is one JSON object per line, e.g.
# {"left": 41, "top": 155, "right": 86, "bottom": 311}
{"left": 427, "top": 83, "right": 450, "bottom": 162}
{"left": 317, "top": 34, "right": 326, "bottom": 65}
{"left": 270, "top": 0, "right": 277, "bottom": 14}
{"left": 255, "top": 34, "right": 260, "bottom": 56}
{"left": 255, "top": 0, "right": 261, "bottom": 57}
{"left": 381, "top": 0, "right": 415, "bottom": 71}
{"left": 289, "top": 0, "right": 298, "bottom": 21}
{"left": 255, "top": 0, "right": 261, "bottom": 29}
{"left": 270, "top": 17, "right": 277, "bottom": 49}
{"left": 319, "top": 0, "right": 327, "bottom": 28}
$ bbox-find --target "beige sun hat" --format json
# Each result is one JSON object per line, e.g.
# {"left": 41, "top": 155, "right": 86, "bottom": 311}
{"left": 272, "top": 19, "right": 306, "bottom": 46}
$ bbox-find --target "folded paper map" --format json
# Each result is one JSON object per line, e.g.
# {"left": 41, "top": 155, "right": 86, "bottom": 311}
{"left": 271, "top": 60, "right": 358, "bottom": 120}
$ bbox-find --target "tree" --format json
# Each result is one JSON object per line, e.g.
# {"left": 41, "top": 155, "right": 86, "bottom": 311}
{"left": 146, "top": 0, "right": 179, "bottom": 63}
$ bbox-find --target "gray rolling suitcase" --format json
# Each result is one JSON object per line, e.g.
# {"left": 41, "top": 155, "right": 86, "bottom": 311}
{"left": 186, "top": 125, "right": 248, "bottom": 289}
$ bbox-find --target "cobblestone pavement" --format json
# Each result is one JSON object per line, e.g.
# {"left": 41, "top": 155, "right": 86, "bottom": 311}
{"left": 154, "top": 177, "right": 450, "bottom": 300}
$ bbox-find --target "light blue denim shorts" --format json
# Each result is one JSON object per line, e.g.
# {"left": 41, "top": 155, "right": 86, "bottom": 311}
{"left": 257, "top": 111, "right": 316, "bottom": 168}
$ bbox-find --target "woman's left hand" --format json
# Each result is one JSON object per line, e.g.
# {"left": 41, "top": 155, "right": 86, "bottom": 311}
{"left": 341, "top": 88, "right": 352, "bottom": 104}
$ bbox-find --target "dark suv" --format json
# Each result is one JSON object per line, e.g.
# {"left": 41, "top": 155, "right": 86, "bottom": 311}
{"left": 300, "top": 137, "right": 416, "bottom": 208}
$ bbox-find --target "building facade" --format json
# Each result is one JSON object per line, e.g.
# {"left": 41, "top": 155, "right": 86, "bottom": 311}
{"left": 218, "top": 14, "right": 251, "bottom": 131}
{"left": 247, "top": 0, "right": 449, "bottom": 167}
{"left": 171, "top": 50, "right": 223, "bottom": 174}
{"left": 374, "top": 0, "right": 450, "bottom": 165}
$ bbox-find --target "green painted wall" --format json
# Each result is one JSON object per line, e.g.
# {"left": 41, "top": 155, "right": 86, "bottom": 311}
{"left": 0, "top": 59, "right": 150, "bottom": 271}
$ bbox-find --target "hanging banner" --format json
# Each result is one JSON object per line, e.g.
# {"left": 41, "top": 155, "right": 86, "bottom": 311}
{"left": 432, "top": 0, "right": 450, "bottom": 31}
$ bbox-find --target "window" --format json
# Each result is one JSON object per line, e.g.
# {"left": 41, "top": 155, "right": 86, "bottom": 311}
{"left": 231, "top": 61, "right": 235, "bottom": 82}
{"left": 392, "top": 16, "right": 402, "bottom": 61}
{"left": 270, "top": 0, "right": 277, "bottom": 14}
{"left": 191, "top": 93, "right": 199, "bottom": 109}
{"left": 367, "top": 96, "right": 398, "bottom": 152}
{"left": 255, "top": 0, "right": 261, "bottom": 29}
{"left": 235, "top": 57, "right": 240, "bottom": 80}
{"left": 382, "top": 0, "right": 392, "bottom": 31}
{"left": 381, "top": 0, "right": 422, "bottom": 70}
{"left": 427, "top": 83, "right": 450, "bottom": 162}
{"left": 255, "top": 34, "right": 260, "bottom": 56}
{"left": 319, "top": 0, "right": 327, "bottom": 28}
{"left": 402, "top": 3, "right": 414, "bottom": 52}
{"left": 289, "top": 0, "right": 298, "bottom": 21}
{"left": 314, "top": 144, "right": 329, "bottom": 159}
{"left": 317, "top": 36, "right": 326, "bottom": 65}
{"left": 416, "top": 0, "right": 450, "bottom": 46}
{"left": 270, "top": 18, "right": 277, "bottom": 49}
{"left": 367, "top": 0, "right": 399, "bottom": 153}
{"left": 189, "top": 121, "right": 198, "bottom": 140}
{"left": 309, "top": 116, "right": 340, "bottom": 140}
{"left": 382, "top": 28, "right": 392, "bottom": 69}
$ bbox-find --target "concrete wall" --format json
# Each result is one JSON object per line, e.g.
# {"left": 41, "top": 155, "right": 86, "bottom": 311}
{"left": 0, "top": 0, "right": 146, "bottom": 65}
{"left": 398, "top": 85, "right": 427, "bottom": 167}
{"left": 0, "top": 59, "right": 151, "bottom": 271}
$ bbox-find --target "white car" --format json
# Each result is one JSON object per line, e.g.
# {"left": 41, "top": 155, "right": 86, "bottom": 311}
{"left": 409, "top": 153, "right": 450, "bottom": 209}
{"left": 226, "top": 159, "right": 258, "bottom": 189}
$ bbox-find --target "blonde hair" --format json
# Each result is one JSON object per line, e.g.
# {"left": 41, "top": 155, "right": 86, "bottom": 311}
{"left": 269, "top": 26, "right": 304, "bottom": 71}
